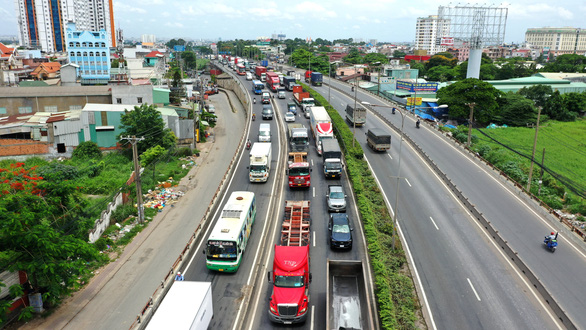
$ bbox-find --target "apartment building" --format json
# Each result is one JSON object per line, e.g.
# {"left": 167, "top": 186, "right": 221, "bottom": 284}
{"left": 525, "top": 27, "right": 586, "bottom": 57}
{"left": 415, "top": 15, "right": 450, "bottom": 55}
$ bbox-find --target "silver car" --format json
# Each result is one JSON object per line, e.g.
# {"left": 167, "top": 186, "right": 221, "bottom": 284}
{"left": 327, "top": 185, "right": 347, "bottom": 212}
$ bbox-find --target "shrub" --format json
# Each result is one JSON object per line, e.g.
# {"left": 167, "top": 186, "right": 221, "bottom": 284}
{"left": 38, "top": 162, "right": 80, "bottom": 182}
{"left": 476, "top": 144, "right": 491, "bottom": 158}
{"left": 176, "top": 147, "right": 194, "bottom": 157}
{"left": 141, "top": 145, "right": 167, "bottom": 167}
{"left": 110, "top": 204, "right": 137, "bottom": 224}
{"left": 72, "top": 141, "right": 102, "bottom": 160}
{"left": 94, "top": 236, "right": 114, "bottom": 251}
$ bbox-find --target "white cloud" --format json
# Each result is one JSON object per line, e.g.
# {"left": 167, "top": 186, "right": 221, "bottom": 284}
{"left": 164, "top": 22, "right": 184, "bottom": 28}
{"left": 114, "top": 3, "right": 147, "bottom": 14}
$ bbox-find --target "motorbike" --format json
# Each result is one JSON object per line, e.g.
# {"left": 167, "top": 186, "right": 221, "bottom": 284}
{"left": 544, "top": 234, "right": 558, "bottom": 253}
{"left": 416, "top": 120, "right": 420, "bottom": 129}
{"left": 351, "top": 86, "right": 355, "bottom": 92}
{"left": 246, "top": 141, "right": 251, "bottom": 150}
{"left": 392, "top": 108, "right": 396, "bottom": 114}
{"left": 253, "top": 98, "right": 256, "bottom": 104}
{"left": 252, "top": 113, "right": 256, "bottom": 121}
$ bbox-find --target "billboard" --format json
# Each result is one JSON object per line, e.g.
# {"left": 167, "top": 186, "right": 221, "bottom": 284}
{"left": 397, "top": 81, "right": 438, "bottom": 92}
{"left": 440, "top": 37, "right": 454, "bottom": 46}
{"left": 174, "top": 45, "right": 185, "bottom": 52}
{"left": 407, "top": 97, "right": 423, "bottom": 106}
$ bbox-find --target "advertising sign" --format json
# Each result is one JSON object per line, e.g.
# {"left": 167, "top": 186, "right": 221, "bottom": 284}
{"left": 397, "top": 81, "right": 438, "bottom": 92}
{"left": 440, "top": 37, "right": 454, "bottom": 46}
{"left": 174, "top": 45, "right": 185, "bottom": 52}
{"left": 407, "top": 97, "right": 423, "bottom": 106}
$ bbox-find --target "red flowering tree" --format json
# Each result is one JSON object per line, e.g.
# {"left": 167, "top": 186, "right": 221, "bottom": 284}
{"left": 0, "top": 162, "right": 104, "bottom": 311}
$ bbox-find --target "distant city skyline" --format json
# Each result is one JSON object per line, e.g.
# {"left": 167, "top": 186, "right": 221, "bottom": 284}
{"left": 1, "top": 0, "right": 585, "bottom": 45}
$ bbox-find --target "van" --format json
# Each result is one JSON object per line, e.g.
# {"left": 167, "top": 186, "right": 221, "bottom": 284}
{"left": 246, "top": 72, "right": 253, "bottom": 80}
{"left": 261, "top": 92, "right": 271, "bottom": 104}
{"left": 277, "top": 89, "right": 286, "bottom": 99}
{"left": 258, "top": 123, "right": 271, "bottom": 142}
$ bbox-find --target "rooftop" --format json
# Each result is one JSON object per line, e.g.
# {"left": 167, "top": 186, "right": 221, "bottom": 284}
{"left": 0, "top": 86, "right": 111, "bottom": 98}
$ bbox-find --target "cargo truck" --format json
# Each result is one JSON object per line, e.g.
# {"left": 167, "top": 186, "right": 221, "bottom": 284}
{"left": 287, "top": 152, "right": 311, "bottom": 188}
{"left": 310, "top": 72, "right": 323, "bottom": 86}
{"left": 283, "top": 76, "right": 297, "bottom": 91}
{"left": 287, "top": 123, "right": 309, "bottom": 152}
{"left": 326, "top": 260, "right": 375, "bottom": 330}
{"left": 268, "top": 201, "right": 311, "bottom": 324}
{"left": 146, "top": 281, "right": 213, "bottom": 330}
{"left": 287, "top": 102, "right": 297, "bottom": 115}
{"left": 345, "top": 104, "right": 366, "bottom": 126}
{"left": 255, "top": 66, "right": 267, "bottom": 80}
{"left": 322, "top": 139, "right": 343, "bottom": 179}
{"left": 248, "top": 142, "right": 272, "bottom": 182}
{"left": 366, "top": 128, "right": 391, "bottom": 152}
{"left": 266, "top": 71, "right": 280, "bottom": 92}
{"left": 261, "top": 60, "right": 269, "bottom": 67}
{"left": 304, "top": 70, "right": 312, "bottom": 83}
{"left": 309, "top": 106, "right": 334, "bottom": 155}
{"left": 293, "top": 91, "right": 315, "bottom": 112}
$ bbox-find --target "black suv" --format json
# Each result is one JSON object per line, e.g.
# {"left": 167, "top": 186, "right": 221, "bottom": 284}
{"left": 328, "top": 213, "right": 353, "bottom": 249}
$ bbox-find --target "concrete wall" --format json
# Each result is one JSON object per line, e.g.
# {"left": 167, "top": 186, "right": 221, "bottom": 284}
{"left": 216, "top": 74, "right": 249, "bottom": 107}
{"left": 0, "top": 93, "right": 110, "bottom": 116}
{"left": 89, "top": 189, "right": 124, "bottom": 243}
{"left": 111, "top": 85, "right": 153, "bottom": 105}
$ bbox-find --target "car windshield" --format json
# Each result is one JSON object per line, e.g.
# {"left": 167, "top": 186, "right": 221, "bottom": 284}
{"left": 274, "top": 275, "right": 304, "bottom": 288}
{"left": 325, "top": 162, "right": 342, "bottom": 170}
{"left": 333, "top": 224, "right": 350, "bottom": 233}
{"left": 330, "top": 191, "right": 344, "bottom": 199}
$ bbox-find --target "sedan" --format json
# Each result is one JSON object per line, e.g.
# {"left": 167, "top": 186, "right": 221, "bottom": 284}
{"left": 285, "top": 112, "right": 296, "bottom": 122}
{"left": 328, "top": 213, "right": 353, "bottom": 250}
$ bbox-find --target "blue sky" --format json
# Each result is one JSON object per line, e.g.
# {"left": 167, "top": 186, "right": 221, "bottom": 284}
{"left": 1, "top": 0, "right": 585, "bottom": 43}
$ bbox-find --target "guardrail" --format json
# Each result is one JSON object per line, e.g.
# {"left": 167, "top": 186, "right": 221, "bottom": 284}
{"left": 357, "top": 94, "right": 578, "bottom": 330}
{"left": 128, "top": 66, "right": 252, "bottom": 330}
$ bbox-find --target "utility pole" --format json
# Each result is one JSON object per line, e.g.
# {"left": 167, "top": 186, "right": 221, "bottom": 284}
{"left": 122, "top": 136, "right": 145, "bottom": 223}
{"left": 527, "top": 106, "right": 542, "bottom": 192}
{"left": 465, "top": 102, "right": 476, "bottom": 147}
{"left": 538, "top": 148, "right": 546, "bottom": 196}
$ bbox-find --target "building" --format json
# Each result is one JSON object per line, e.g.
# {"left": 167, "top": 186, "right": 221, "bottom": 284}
{"left": 525, "top": 27, "right": 586, "bottom": 57}
{"left": 141, "top": 34, "right": 156, "bottom": 44}
{"left": 415, "top": 15, "right": 450, "bottom": 55}
{"left": 14, "top": 0, "right": 115, "bottom": 53}
{"left": 65, "top": 22, "right": 111, "bottom": 85}
{"left": 30, "top": 62, "right": 61, "bottom": 80}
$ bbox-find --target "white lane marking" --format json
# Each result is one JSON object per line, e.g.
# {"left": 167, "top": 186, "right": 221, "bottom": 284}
{"left": 365, "top": 156, "right": 437, "bottom": 330}
{"left": 387, "top": 154, "right": 393, "bottom": 160}
{"left": 313, "top": 231, "right": 315, "bottom": 247}
{"left": 311, "top": 159, "right": 314, "bottom": 167}
{"left": 313, "top": 186, "right": 315, "bottom": 198}
{"left": 429, "top": 217, "right": 439, "bottom": 230}
{"left": 405, "top": 178, "right": 412, "bottom": 187}
{"left": 311, "top": 305, "right": 315, "bottom": 330}
{"left": 376, "top": 116, "right": 563, "bottom": 329}
{"left": 467, "top": 278, "right": 481, "bottom": 301}
{"left": 235, "top": 111, "right": 284, "bottom": 330}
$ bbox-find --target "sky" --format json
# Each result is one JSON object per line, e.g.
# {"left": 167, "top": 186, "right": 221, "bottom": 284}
{"left": 1, "top": 0, "right": 586, "bottom": 44}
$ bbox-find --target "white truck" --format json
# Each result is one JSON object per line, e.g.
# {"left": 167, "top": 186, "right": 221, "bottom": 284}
{"left": 248, "top": 142, "right": 272, "bottom": 183}
{"left": 146, "top": 281, "right": 213, "bottom": 330}
{"left": 287, "top": 123, "right": 309, "bottom": 153}
{"left": 309, "top": 106, "right": 334, "bottom": 155}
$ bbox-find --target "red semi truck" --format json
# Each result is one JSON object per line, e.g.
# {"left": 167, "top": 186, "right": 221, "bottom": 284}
{"left": 255, "top": 66, "right": 267, "bottom": 81}
{"left": 287, "top": 152, "right": 311, "bottom": 188}
{"left": 268, "top": 200, "right": 311, "bottom": 324}
{"left": 266, "top": 71, "right": 280, "bottom": 92}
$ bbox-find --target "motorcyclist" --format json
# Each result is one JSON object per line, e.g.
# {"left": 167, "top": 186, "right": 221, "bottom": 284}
{"left": 253, "top": 98, "right": 256, "bottom": 104}
{"left": 246, "top": 139, "right": 251, "bottom": 149}
{"left": 416, "top": 118, "right": 421, "bottom": 128}
{"left": 392, "top": 108, "right": 396, "bottom": 114}
{"left": 545, "top": 232, "right": 556, "bottom": 243}
{"left": 351, "top": 85, "right": 355, "bottom": 92}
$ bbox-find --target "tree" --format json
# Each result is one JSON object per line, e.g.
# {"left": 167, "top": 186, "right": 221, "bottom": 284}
{"left": 543, "top": 90, "right": 576, "bottom": 121}
{"left": 363, "top": 53, "right": 388, "bottom": 65}
{"left": 165, "top": 38, "right": 186, "bottom": 49}
{"left": 393, "top": 50, "right": 406, "bottom": 58}
{"left": 0, "top": 163, "right": 105, "bottom": 308}
{"left": 518, "top": 85, "right": 553, "bottom": 108}
{"left": 495, "top": 92, "right": 537, "bottom": 126}
{"left": 410, "top": 62, "right": 426, "bottom": 78}
{"left": 117, "top": 104, "right": 176, "bottom": 154}
{"left": 563, "top": 92, "right": 586, "bottom": 115}
{"left": 436, "top": 78, "right": 503, "bottom": 125}
{"left": 426, "top": 65, "right": 457, "bottom": 82}
{"left": 425, "top": 54, "right": 457, "bottom": 70}
{"left": 343, "top": 48, "right": 363, "bottom": 64}
{"left": 541, "top": 54, "right": 586, "bottom": 73}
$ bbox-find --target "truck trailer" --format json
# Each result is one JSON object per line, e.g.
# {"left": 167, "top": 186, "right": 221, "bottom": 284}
{"left": 310, "top": 72, "right": 323, "bottom": 86}
{"left": 146, "top": 281, "right": 213, "bottom": 330}
{"left": 248, "top": 142, "right": 272, "bottom": 182}
{"left": 287, "top": 123, "right": 309, "bottom": 152}
{"left": 326, "top": 260, "right": 374, "bottom": 330}
{"left": 309, "top": 106, "right": 334, "bottom": 155}
{"left": 268, "top": 201, "right": 311, "bottom": 325}
{"left": 345, "top": 104, "right": 367, "bottom": 126}
{"left": 366, "top": 128, "right": 391, "bottom": 152}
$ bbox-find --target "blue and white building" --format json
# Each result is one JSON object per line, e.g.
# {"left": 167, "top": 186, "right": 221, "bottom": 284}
{"left": 65, "top": 22, "right": 110, "bottom": 85}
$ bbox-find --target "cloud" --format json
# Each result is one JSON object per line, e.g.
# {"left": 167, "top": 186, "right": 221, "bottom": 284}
{"left": 165, "top": 22, "right": 184, "bottom": 28}
{"left": 114, "top": 3, "right": 147, "bottom": 14}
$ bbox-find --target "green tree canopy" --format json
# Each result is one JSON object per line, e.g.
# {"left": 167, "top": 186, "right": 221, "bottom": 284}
{"left": 343, "top": 48, "right": 363, "bottom": 64}
{"left": 393, "top": 50, "right": 406, "bottom": 58}
{"left": 436, "top": 78, "right": 503, "bottom": 125}
{"left": 518, "top": 85, "right": 553, "bottom": 108}
{"left": 541, "top": 54, "right": 586, "bottom": 73}
{"left": 117, "top": 104, "right": 177, "bottom": 154}
{"left": 495, "top": 92, "right": 537, "bottom": 126}
{"left": 166, "top": 38, "right": 186, "bottom": 49}
{"left": 543, "top": 90, "right": 577, "bottom": 121}
{"left": 425, "top": 54, "right": 458, "bottom": 70}
{"left": 363, "top": 53, "right": 388, "bottom": 65}
{"left": 426, "top": 65, "right": 457, "bottom": 82}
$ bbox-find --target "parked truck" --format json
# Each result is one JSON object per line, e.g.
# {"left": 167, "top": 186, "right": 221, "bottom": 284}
{"left": 283, "top": 76, "right": 297, "bottom": 91}
{"left": 268, "top": 201, "right": 311, "bottom": 324}
{"left": 248, "top": 142, "right": 272, "bottom": 182}
{"left": 345, "top": 104, "right": 366, "bottom": 127}
{"left": 309, "top": 106, "right": 334, "bottom": 155}
{"left": 366, "top": 128, "right": 391, "bottom": 152}
{"left": 326, "top": 260, "right": 374, "bottom": 330}
{"left": 146, "top": 281, "right": 213, "bottom": 330}
{"left": 288, "top": 152, "right": 311, "bottom": 188}
{"left": 287, "top": 123, "right": 309, "bottom": 152}
{"left": 310, "top": 72, "right": 323, "bottom": 86}
{"left": 322, "top": 139, "right": 343, "bottom": 179}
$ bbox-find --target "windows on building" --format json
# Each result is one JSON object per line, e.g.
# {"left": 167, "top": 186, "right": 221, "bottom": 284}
{"left": 69, "top": 105, "right": 82, "bottom": 110}
{"left": 116, "top": 98, "right": 122, "bottom": 104}
{"left": 137, "top": 97, "right": 143, "bottom": 103}
{"left": 0, "top": 107, "right": 6, "bottom": 114}
{"left": 18, "top": 106, "right": 32, "bottom": 114}
{"left": 44, "top": 105, "right": 58, "bottom": 112}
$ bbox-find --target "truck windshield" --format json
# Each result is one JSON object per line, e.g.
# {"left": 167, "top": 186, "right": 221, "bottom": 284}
{"left": 206, "top": 241, "right": 237, "bottom": 261}
{"left": 292, "top": 137, "right": 308, "bottom": 145}
{"left": 259, "top": 131, "right": 270, "bottom": 136}
{"left": 274, "top": 275, "right": 304, "bottom": 288}
{"left": 289, "top": 167, "right": 310, "bottom": 176}
{"left": 325, "top": 162, "right": 342, "bottom": 170}
{"left": 250, "top": 165, "right": 267, "bottom": 172}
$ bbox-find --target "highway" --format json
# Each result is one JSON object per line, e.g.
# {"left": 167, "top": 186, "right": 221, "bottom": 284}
{"left": 300, "top": 75, "right": 565, "bottom": 329}
{"left": 182, "top": 64, "right": 378, "bottom": 330}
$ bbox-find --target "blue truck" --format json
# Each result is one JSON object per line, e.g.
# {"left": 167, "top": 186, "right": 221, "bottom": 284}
{"left": 283, "top": 76, "right": 297, "bottom": 91}
{"left": 311, "top": 72, "right": 323, "bottom": 86}
{"left": 261, "top": 60, "right": 268, "bottom": 67}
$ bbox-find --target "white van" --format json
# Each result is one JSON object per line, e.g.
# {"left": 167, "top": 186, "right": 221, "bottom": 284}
{"left": 246, "top": 72, "right": 253, "bottom": 80}
{"left": 258, "top": 123, "right": 271, "bottom": 142}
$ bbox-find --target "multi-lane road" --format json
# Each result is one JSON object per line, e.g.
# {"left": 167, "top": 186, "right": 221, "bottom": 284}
{"left": 178, "top": 62, "right": 585, "bottom": 330}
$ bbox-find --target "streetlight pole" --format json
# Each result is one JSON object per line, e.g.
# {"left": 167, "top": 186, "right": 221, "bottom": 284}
{"left": 353, "top": 64, "right": 358, "bottom": 147}
{"left": 465, "top": 102, "right": 476, "bottom": 147}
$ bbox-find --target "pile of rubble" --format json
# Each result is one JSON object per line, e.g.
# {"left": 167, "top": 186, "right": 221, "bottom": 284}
{"left": 143, "top": 177, "right": 185, "bottom": 211}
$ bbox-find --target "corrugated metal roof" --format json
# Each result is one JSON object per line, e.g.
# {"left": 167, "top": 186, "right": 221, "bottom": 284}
{"left": 0, "top": 86, "right": 111, "bottom": 98}
{"left": 157, "top": 107, "right": 178, "bottom": 116}
{"left": 82, "top": 103, "right": 140, "bottom": 112}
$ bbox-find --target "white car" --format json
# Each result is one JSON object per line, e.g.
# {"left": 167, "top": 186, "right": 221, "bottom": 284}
{"left": 285, "top": 112, "right": 296, "bottom": 122}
